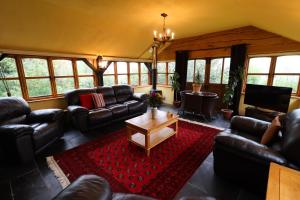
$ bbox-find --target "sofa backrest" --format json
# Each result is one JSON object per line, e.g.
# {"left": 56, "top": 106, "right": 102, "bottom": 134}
{"left": 0, "top": 97, "right": 31, "bottom": 125}
{"left": 64, "top": 88, "right": 97, "bottom": 106}
{"left": 96, "top": 86, "right": 117, "bottom": 106}
{"left": 282, "top": 109, "right": 300, "bottom": 166}
{"left": 112, "top": 85, "right": 133, "bottom": 103}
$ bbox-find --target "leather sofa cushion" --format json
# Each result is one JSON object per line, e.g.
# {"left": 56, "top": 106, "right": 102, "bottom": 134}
{"left": 96, "top": 87, "right": 117, "bottom": 106}
{"left": 106, "top": 104, "right": 128, "bottom": 117}
{"left": 123, "top": 100, "right": 144, "bottom": 114}
{"left": 0, "top": 115, "right": 27, "bottom": 125}
{"left": 89, "top": 108, "right": 112, "bottom": 125}
{"left": 0, "top": 97, "right": 31, "bottom": 123}
{"left": 113, "top": 193, "right": 156, "bottom": 200}
{"left": 112, "top": 85, "right": 133, "bottom": 103}
{"left": 31, "top": 122, "right": 61, "bottom": 150}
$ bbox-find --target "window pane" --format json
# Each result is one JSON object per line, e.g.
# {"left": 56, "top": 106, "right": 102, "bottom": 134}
{"left": 22, "top": 58, "right": 49, "bottom": 77}
{"left": 26, "top": 78, "right": 51, "bottom": 97}
{"left": 104, "top": 62, "right": 114, "bottom": 74}
{"left": 117, "top": 62, "right": 127, "bottom": 74}
{"left": 168, "top": 74, "right": 174, "bottom": 85}
{"left": 168, "top": 62, "right": 175, "bottom": 73}
{"left": 53, "top": 60, "right": 73, "bottom": 76}
{"left": 56, "top": 78, "right": 74, "bottom": 94}
{"left": 195, "top": 59, "right": 205, "bottom": 83}
{"left": 141, "top": 63, "right": 149, "bottom": 73}
{"left": 141, "top": 74, "right": 149, "bottom": 85}
{"left": 103, "top": 75, "right": 115, "bottom": 86}
{"left": 0, "top": 80, "right": 22, "bottom": 97}
{"left": 118, "top": 75, "right": 128, "bottom": 84}
{"left": 157, "top": 63, "right": 166, "bottom": 73}
{"left": 248, "top": 57, "right": 271, "bottom": 73}
{"left": 209, "top": 58, "right": 222, "bottom": 83}
{"left": 157, "top": 74, "right": 166, "bottom": 84}
{"left": 222, "top": 58, "right": 231, "bottom": 84}
{"left": 130, "top": 62, "right": 138, "bottom": 73}
{"left": 0, "top": 57, "right": 18, "bottom": 77}
{"left": 130, "top": 74, "right": 139, "bottom": 85}
{"left": 273, "top": 75, "right": 298, "bottom": 93}
{"left": 76, "top": 60, "right": 93, "bottom": 75}
{"left": 246, "top": 75, "right": 268, "bottom": 85}
{"left": 79, "top": 77, "right": 94, "bottom": 88}
{"left": 187, "top": 60, "right": 195, "bottom": 82}
{"left": 275, "top": 56, "right": 300, "bottom": 73}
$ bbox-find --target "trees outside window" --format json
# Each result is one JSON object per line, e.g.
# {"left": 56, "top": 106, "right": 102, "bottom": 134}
{"left": 187, "top": 59, "right": 206, "bottom": 83}
{"left": 246, "top": 57, "right": 271, "bottom": 85}
{"left": 209, "top": 58, "right": 230, "bottom": 84}
{"left": 76, "top": 60, "right": 95, "bottom": 88}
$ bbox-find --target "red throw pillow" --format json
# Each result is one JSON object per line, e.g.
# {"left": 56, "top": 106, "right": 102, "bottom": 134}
{"left": 92, "top": 93, "right": 105, "bottom": 108}
{"left": 79, "top": 94, "right": 94, "bottom": 110}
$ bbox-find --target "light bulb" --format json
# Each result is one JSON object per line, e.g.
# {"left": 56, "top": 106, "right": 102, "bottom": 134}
{"left": 167, "top": 29, "right": 171, "bottom": 35}
{"left": 171, "top": 32, "right": 175, "bottom": 39}
{"left": 153, "top": 30, "right": 157, "bottom": 38}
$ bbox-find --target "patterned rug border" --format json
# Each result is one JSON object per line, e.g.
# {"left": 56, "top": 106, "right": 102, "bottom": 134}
{"left": 47, "top": 118, "right": 224, "bottom": 189}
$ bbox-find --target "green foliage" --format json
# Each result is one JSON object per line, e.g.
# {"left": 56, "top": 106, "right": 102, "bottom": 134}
{"left": 194, "top": 70, "right": 202, "bottom": 84}
{"left": 147, "top": 92, "right": 163, "bottom": 107}
{"left": 170, "top": 72, "right": 181, "bottom": 101}
{"left": 223, "top": 65, "right": 244, "bottom": 106}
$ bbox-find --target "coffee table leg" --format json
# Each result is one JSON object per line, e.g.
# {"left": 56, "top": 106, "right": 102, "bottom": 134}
{"left": 127, "top": 128, "right": 132, "bottom": 141}
{"left": 175, "top": 120, "right": 178, "bottom": 137}
{"left": 145, "top": 134, "right": 150, "bottom": 156}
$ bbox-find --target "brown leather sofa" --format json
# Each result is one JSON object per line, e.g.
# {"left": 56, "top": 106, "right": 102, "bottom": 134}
{"left": 0, "top": 97, "right": 64, "bottom": 163}
{"left": 65, "top": 85, "right": 147, "bottom": 132}
{"left": 51, "top": 175, "right": 155, "bottom": 200}
{"left": 213, "top": 109, "right": 300, "bottom": 193}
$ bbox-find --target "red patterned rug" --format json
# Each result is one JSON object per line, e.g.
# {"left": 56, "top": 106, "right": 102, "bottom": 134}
{"left": 47, "top": 119, "right": 222, "bottom": 200}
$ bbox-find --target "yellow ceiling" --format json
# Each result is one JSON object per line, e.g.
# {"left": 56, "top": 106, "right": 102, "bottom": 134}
{"left": 1, "top": 0, "right": 300, "bottom": 58}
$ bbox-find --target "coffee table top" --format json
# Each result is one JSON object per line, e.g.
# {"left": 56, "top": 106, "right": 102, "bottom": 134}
{"left": 125, "top": 110, "right": 178, "bottom": 132}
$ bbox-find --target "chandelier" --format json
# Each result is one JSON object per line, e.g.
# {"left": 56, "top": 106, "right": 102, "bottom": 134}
{"left": 153, "top": 13, "right": 174, "bottom": 43}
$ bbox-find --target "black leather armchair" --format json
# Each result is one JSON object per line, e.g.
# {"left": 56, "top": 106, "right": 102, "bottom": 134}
{"left": 213, "top": 109, "right": 300, "bottom": 193}
{"left": 51, "top": 175, "right": 155, "bottom": 200}
{"left": 65, "top": 85, "right": 147, "bottom": 132}
{"left": 0, "top": 97, "right": 64, "bottom": 163}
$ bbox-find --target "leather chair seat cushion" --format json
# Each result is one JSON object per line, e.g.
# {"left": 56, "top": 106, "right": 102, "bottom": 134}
{"left": 123, "top": 100, "right": 144, "bottom": 113}
{"left": 31, "top": 122, "right": 60, "bottom": 150}
{"left": 224, "top": 129, "right": 261, "bottom": 143}
{"left": 113, "top": 193, "right": 155, "bottom": 200}
{"left": 106, "top": 104, "right": 128, "bottom": 117}
{"left": 89, "top": 108, "right": 112, "bottom": 125}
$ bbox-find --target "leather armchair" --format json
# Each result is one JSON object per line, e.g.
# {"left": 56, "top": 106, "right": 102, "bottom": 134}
{"left": 51, "top": 175, "right": 155, "bottom": 200}
{"left": 0, "top": 97, "right": 64, "bottom": 163}
{"left": 65, "top": 85, "right": 147, "bottom": 132}
{"left": 213, "top": 110, "right": 300, "bottom": 193}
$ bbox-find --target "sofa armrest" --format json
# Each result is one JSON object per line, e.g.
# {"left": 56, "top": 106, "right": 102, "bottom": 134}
{"left": 52, "top": 175, "right": 112, "bottom": 200}
{"left": 230, "top": 116, "right": 270, "bottom": 137}
{"left": 28, "top": 109, "right": 64, "bottom": 123}
{"left": 132, "top": 93, "right": 148, "bottom": 102}
{"left": 67, "top": 105, "right": 89, "bottom": 115}
{"left": 67, "top": 106, "right": 89, "bottom": 132}
{"left": 0, "top": 124, "right": 34, "bottom": 137}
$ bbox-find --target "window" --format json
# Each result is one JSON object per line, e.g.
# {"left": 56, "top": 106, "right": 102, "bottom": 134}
{"left": 273, "top": 56, "right": 300, "bottom": 93}
{"left": 0, "top": 57, "right": 22, "bottom": 97}
{"left": 116, "top": 62, "right": 128, "bottom": 85}
{"left": 157, "top": 62, "right": 167, "bottom": 84}
{"left": 187, "top": 59, "right": 206, "bottom": 83}
{"left": 140, "top": 63, "right": 149, "bottom": 85}
{"left": 209, "top": 57, "right": 230, "bottom": 84}
{"left": 129, "top": 62, "right": 139, "bottom": 86}
{"left": 103, "top": 62, "right": 115, "bottom": 86}
{"left": 246, "top": 57, "right": 271, "bottom": 85}
{"left": 22, "top": 58, "right": 52, "bottom": 97}
{"left": 167, "top": 62, "right": 175, "bottom": 85}
{"left": 52, "top": 59, "right": 75, "bottom": 94}
{"left": 76, "top": 60, "right": 95, "bottom": 88}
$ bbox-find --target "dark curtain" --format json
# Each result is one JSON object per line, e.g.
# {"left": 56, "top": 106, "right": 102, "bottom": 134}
{"left": 175, "top": 51, "right": 189, "bottom": 100}
{"left": 228, "top": 44, "right": 247, "bottom": 115}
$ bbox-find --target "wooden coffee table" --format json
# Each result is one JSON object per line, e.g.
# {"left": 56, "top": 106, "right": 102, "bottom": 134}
{"left": 125, "top": 110, "right": 178, "bottom": 156}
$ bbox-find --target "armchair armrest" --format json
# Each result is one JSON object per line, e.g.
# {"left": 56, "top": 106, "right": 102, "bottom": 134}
{"left": 230, "top": 116, "right": 270, "bottom": 137}
{"left": 52, "top": 175, "right": 112, "bottom": 200}
{"left": 132, "top": 93, "right": 148, "bottom": 102}
{"left": 28, "top": 109, "right": 64, "bottom": 123}
{"left": 0, "top": 124, "right": 34, "bottom": 137}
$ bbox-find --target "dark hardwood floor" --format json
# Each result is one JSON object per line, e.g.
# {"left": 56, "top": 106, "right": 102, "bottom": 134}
{"left": 0, "top": 105, "right": 264, "bottom": 200}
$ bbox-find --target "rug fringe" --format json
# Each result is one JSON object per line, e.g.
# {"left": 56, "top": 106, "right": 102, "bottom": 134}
{"left": 46, "top": 156, "right": 70, "bottom": 189}
{"left": 178, "top": 118, "right": 225, "bottom": 131}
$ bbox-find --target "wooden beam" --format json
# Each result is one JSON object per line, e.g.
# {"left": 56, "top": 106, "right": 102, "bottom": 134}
{"left": 80, "top": 58, "right": 97, "bottom": 72}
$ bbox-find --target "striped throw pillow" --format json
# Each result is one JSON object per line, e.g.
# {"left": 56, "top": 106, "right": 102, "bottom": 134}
{"left": 92, "top": 93, "right": 105, "bottom": 108}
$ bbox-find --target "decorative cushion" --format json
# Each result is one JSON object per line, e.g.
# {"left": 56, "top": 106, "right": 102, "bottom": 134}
{"left": 261, "top": 116, "right": 281, "bottom": 145}
{"left": 92, "top": 93, "right": 105, "bottom": 108}
{"left": 79, "top": 94, "right": 94, "bottom": 110}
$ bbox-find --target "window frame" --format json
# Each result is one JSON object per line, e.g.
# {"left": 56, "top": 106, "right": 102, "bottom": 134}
{"left": 156, "top": 61, "right": 175, "bottom": 86}
{"left": 208, "top": 57, "right": 231, "bottom": 84}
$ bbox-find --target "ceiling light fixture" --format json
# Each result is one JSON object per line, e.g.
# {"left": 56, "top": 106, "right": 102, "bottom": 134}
{"left": 153, "top": 13, "right": 174, "bottom": 43}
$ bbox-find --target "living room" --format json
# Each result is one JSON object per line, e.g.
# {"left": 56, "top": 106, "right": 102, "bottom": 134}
{"left": 1, "top": 1, "right": 300, "bottom": 200}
